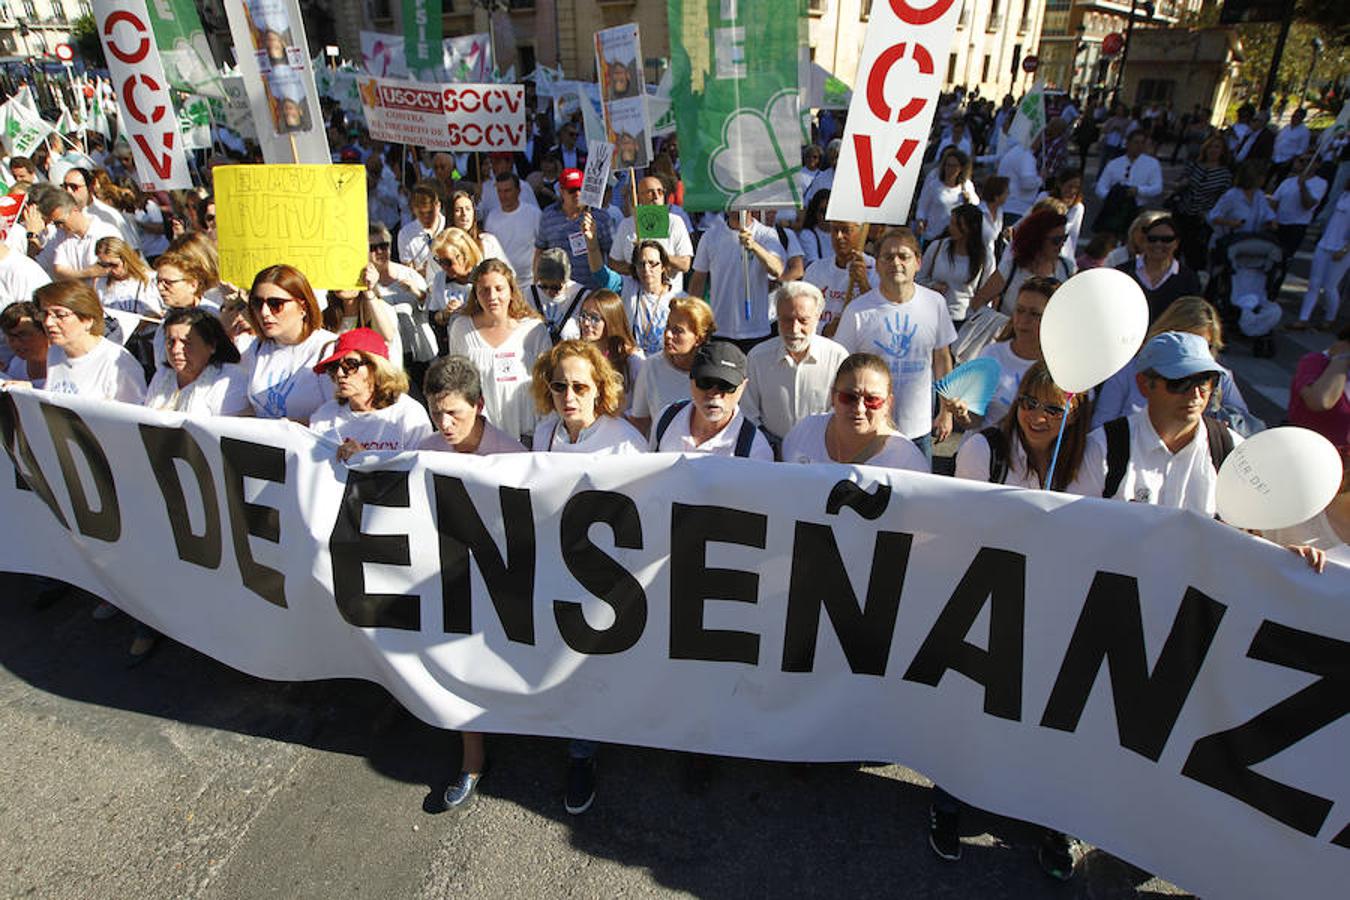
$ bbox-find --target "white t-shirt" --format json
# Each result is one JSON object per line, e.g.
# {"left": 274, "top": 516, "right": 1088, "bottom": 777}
{"left": 446, "top": 315, "right": 552, "bottom": 443}
{"left": 478, "top": 232, "right": 510, "bottom": 270}
{"left": 630, "top": 352, "right": 691, "bottom": 421}
{"left": 803, "top": 254, "right": 879, "bottom": 333}
{"left": 955, "top": 429, "right": 1106, "bottom": 494}
{"left": 1271, "top": 176, "right": 1328, "bottom": 227}
{"left": 781, "top": 413, "right": 927, "bottom": 472}
{"left": 0, "top": 251, "right": 52, "bottom": 309}
{"left": 610, "top": 212, "right": 694, "bottom": 294}
{"left": 918, "top": 239, "right": 991, "bottom": 321}
{"left": 831, "top": 287, "right": 957, "bottom": 439}
{"left": 426, "top": 270, "right": 472, "bottom": 318}
{"left": 650, "top": 401, "right": 774, "bottom": 460}
{"left": 5, "top": 354, "right": 45, "bottom": 389}
{"left": 45, "top": 337, "right": 147, "bottom": 403}
{"left": 144, "top": 362, "right": 251, "bottom": 416}
{"left": 52, "top": 219, "right": 119, "bottom": 276}
{"left": 691, "top": 220, "right": 785, "bottom": 339}
{"left": 135, "top": 200, "right": 170, "bottom": 259}
{"left": 397, "top": 213, "right": 445, "bottom": 276}
{"left": 484, "top": 204, "right": 542, "bottom": 286}
{"left": 619, "top": 279, "right": 681, "bottom": 356}
{"left": 532, "top": 412, "right": 647, "bottom": 454}
{"left": 417, "top": 419, "right": 527, "bottom": 455}
{"left": 240, "top": 329, "right": 338, "bottom": 421}
{"left": 975, "top": 340, "right": 1037, "bottom": 425}
{"left": 523, "top": 281, "right": 584, "bottom": 342}
{"left": 97, "top": 273, "right": 162, "bottom": 316}
{"left": 309, "top": 393, "right": 434, "bottom": 451}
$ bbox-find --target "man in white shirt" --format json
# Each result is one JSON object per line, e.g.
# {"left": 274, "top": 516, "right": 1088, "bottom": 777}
{"left": 484, "top": 174, "right": 542, "bottom": 287}
{"left": 1270, "top": 152, "right": 1328, "bottom": 288}
{"left": 803, "top": 220, "right": 878, "bottom": 334}
{"left": 742, "top": 282, "right": 849, "bottom": 446}
{"left": 396, "top": 183, "right": 445, "bottom": 279}
{"left": 1086, "top": 332, "right": 1241, "bottom": 515}
{"left": 608, "top": 176, "right": 693, "bottom": 292}
{"left": 687, "top": 212, "right": 785, "bottom": 349}
{"left": 1094, "top": 130, "right": 1164, "bottom": 205}
{"left": 1271, "top": 107, "right": 1311, "bottom": 180}
{"left": 38, "top": 192, "right": 118, "bottom": 280}
{"left": 832, "top": 227, "right": 956, "bottom": 457}
{"left": 650, "top": 341, "right": 774, "bottom": 460}
{"left": 55, "top": 165, "right": 139, "bottom": 251}
{"left": 478, "top": 152, "right": 539, "bottom": 217}
{"left": 997, "top": 134, "right": 1041, "bottom": 227}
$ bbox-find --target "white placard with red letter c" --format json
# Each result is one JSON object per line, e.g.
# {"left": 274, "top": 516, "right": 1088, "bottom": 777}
{"left": 93, "top": 0, "right": 193, "bottom": 191}
{"left": 826, "top": 0, "right": 961, "bottom": 224}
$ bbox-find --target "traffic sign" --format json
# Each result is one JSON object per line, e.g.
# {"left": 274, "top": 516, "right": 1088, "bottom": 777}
{"left": 54, "top": 43, "right": 73, "bottom": 63}
{"left": 1102, "top": 32, "right": 1125, "bottom": 57}
{"left": 1022, "top": 55, "right": 1039, "bottom": 73}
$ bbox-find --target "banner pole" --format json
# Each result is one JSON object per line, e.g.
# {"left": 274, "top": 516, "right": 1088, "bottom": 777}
{"left": 288, "top": 133, "right": 300, "bottom": 164}
{"left": 629, "top": 166, "right": 638, "bottom": 213}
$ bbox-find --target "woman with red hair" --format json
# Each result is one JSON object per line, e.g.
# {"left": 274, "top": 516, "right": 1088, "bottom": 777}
{"left": 970, "top": 208, "right": 1075, "bottom": 314}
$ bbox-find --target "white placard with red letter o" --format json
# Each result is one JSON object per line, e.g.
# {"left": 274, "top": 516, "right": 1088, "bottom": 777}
{"left": 93, "top": 0, "right": 192, "bottom": 190}
{"left": 826, "top": 0, "right": 961, "bottom": 224}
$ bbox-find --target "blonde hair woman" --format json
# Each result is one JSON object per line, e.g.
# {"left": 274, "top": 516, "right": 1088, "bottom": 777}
{"left": 94, "top": 236, "right": 159, "bottom": 315}
{"left": 309, "top": 328, "right": 433, "bottom": 461}
{"left": 428, "top": 227, "right": 483, "bottom": 328}
{"left": 529, "top": 339, "right": 645, "bottom": 453}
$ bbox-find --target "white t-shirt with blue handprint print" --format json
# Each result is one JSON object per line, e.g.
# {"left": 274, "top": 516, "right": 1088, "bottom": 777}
{"left": 832, "top": 286, "right": 956, "bottom": 440}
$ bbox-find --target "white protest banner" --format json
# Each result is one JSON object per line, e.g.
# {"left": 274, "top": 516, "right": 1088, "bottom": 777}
{"left": 826, "top": 0, "right": 962, "bottom": 224}
{"left": 360, "top": 31, "right": 409, "bottom": 79}
{"left": 579, "top": 141, "right": 614, "bottom": 209}
{"left": 358, "top": 77, "right": 525, "bottom": 152}
{"left": 1, "top": 386, "right": 1347, "bottom": 900}
{"left": 595, "top": 24, "right": 652, "bottom": 170}
{"left": 92, "top": 0, "right": 193, "bottom": 190}
{"left": 222, "top": 0, "right": 330, "bottom": 164}
{"left": 443, "top": 33, "right": 494, "bottom": 83}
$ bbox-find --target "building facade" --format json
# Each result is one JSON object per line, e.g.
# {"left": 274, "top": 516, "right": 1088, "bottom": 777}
{"left": 0, "top": 0, "right": 90, "bottom": 62}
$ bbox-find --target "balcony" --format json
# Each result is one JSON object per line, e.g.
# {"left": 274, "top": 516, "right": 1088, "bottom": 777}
{"left": 986, "top": 12, "right": 1003, "bottom": 32}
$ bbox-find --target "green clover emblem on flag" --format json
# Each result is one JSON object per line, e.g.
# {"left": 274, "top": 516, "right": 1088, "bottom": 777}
{"left": 707, "top": 90, "right": 802, "bottom": 209}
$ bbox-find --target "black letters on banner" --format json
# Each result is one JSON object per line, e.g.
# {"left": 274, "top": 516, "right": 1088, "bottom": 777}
{"left": 434, "top": 475, "right": 536, "bottom": 644}
{"left": 554, "top": 490, "right": 647, "bottom": 655}
{"left": 782, "top": 523, "right": 912, "bottom": 675}
{"left": 138, "top": 425, "right": 222, "bottom": 569}
{"left": 1039, "top": 577, "right": 1226, "bottom": 761}
{"left": 40, "top": 400, "right": 120, "bottom": 542}
{"left": 0, "top": 392, "right": 68, "bottom": 528}
{"left": 330, "top": 470, "right": 418, "bottom": 630}
{"left": 1180, "top": 621, "right": 1348, "bottom": 838}
{"left": 902, "top": 547, "right": 1026, "bottom": 720}
{"left": 220, "top": 436, "right": 287, "bottom": 607}
{"left": 669, "top": 503, "right": 767, "bottom": 665}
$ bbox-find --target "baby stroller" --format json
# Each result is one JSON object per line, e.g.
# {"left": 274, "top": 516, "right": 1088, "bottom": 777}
{"left": 1208, "top": 232, "right": 1284, "bottom": 358}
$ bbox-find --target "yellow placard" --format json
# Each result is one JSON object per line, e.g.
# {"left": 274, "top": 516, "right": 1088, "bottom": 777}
{"left": 215, "top": 164, "right": 367, "bottom": 291}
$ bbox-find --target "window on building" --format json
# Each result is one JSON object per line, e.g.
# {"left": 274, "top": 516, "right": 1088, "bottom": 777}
{"left": 947, "top": 52, "right": 958, "bottom": 83}
{"left": 368, "top": 0, "right": 393, "bottom": 20}
{"left": 1137, "top": 78, "right": 1175, "bottom": 104}
{"left": 808, "top": 0, "right": 827, "bottom": 14}
{"left": 981, "top": 54, "right": 991, "bottom": 82}
{"left": 21, "top": 0, "right": 37, "bottom": 20}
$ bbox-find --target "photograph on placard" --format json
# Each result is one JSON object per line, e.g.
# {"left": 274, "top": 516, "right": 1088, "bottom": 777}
{"left": 266, "top": 65, "right": 312, "bottom": 134}
{"left": 596, "top": 25, "right": 644, "bottom": 102}
{"left": 606, "top": 97, "right": 650, "bottom": 169}
{"left": 245, "top": 0, "right": 298, "bottom": 72}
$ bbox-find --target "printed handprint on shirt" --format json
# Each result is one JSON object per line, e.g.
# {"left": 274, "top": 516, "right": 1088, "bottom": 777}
{"left": 872, "top": 313, "right": 918, "bottom": 365}
{"left": 635, "top": 304, "right": 669, "bottom": 356}
{"left": 257, "top": 371, "right": 299, "bottom": 419}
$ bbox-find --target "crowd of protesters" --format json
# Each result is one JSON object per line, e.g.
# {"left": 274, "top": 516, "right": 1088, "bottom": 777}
{"left": 1, "top": 77, "right": 1347, "bottom": 879}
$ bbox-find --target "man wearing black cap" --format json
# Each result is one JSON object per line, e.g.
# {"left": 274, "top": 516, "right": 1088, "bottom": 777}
{"left": 650, "top": 342, "right": 774, "bottom": 459}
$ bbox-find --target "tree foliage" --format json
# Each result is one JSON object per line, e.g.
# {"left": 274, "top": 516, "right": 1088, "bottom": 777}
{"left": 70, "top": 14, "right": 107, "bottom": 69}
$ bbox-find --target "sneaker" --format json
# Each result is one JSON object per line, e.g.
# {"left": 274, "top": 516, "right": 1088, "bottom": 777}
{"left": 443, "top": 771, "right": 481, "bottom": 810}
{"left": 564, "top": 757, "right": 595, "bottom": 815}
{"left": 92, "top": 601, "right": 118, "bottom": 621}
{"left": 928, "top": 804, "right": 961, "bottom": 861}
{"left": 1038, "top": 830, "right": 1076, "bottom": 881}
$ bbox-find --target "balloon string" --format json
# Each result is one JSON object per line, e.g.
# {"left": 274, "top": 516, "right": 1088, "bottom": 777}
{"left": 1045, "top": 392, "right": 1075, "bottom": 491}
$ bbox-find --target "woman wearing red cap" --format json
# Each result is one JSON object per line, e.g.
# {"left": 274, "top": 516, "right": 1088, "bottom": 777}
{"left": 309, "top": 328, "right": 433, "bottom": 460}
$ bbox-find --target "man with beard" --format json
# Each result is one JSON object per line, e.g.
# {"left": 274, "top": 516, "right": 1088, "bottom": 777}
{"left": 741, "top": 282, "right": 849, "bottom": 449}
{"left": 650, "top": 341, "right": 774, "bottom": 459}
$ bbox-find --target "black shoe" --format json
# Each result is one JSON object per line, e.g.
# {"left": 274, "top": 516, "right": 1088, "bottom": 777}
{"left": 1038, "top": 830, "right": 1076, "bottom": 881}
{"left": 126, "top": 635, "right": 159, "bottom": 669}
{"left": 564, "top": 757, "right": 595, "bottom": 815}
{"left": 928, "top": 804, "right": 961, "bottom": 861}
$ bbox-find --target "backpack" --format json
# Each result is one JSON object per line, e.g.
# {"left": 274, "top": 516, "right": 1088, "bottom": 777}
{"left": 1101, "top": 415, "right": 1234, "bottom": 500}
{"left": 528, "top": 284, "right": 589, "bottom": 345}
{"left": 653, "top": 400, "right": 765, "bottom": 458}
{"left": 982, "top": 427, "right": 1012, "bottom": 485}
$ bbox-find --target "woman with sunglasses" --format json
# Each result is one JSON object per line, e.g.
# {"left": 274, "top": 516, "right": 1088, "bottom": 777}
{"left": 621, "top": 240, "right": 682, "bottom": 357}
{"left": 426, "top": 227, "right": 483, "bottom": 331}
{"left": 309, "top": 329, "right": 433, "bottom": 461}
{"left": 1115, "top": 214, "right": 1202, "bottom": 323}
{"left": 95, "top": 236, "right": 160, "bottom": 316}
{"left": 448, "top": 189, "right": 509, "bottom": 270}
{"left": 144, "top": 307, "right": 249, "bottom": 416}
{"left": 970, "top": 209, "right": 1075, "bottom": 314}
{"left": 239, "top": 264, "right": 337, "bottom": 423}
{"left": 446, "top": 258, "right": 551, "bottom": 444}
{"left": 781, "top": 353, "right": 927, "bottom": 470}
{"left": 575, "top": 289, "right": 643, "bottom": 408}
{"left": 529, "top": 339, "right": 645, "bottom": 454}
{"left": 629, "top": 295, "right": 715, "bottom": 436}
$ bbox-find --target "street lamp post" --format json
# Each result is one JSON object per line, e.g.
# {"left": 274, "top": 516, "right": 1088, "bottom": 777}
{"left": 1113, "top": 0, "right": 1154, "bottom": 104}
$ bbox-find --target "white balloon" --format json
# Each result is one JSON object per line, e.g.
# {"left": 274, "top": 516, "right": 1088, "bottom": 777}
{"left": 1039, "top": 268, "right": 1150, "bottom": 393}
{"left": 1216, "top": 427, "right": 1343, "bottom": 530}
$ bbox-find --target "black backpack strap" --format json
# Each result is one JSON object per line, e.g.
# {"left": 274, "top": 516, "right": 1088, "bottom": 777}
{"left": 1102, "top": 416, "right": 1131, "bottom": 499}
{"left": 547, "top": 288, "right": 588, "bottom": 344}
{"left": 653, "top": 400, "right": 689, "bottom": 448}
{"left": 981, "top": 426, "right": 1009, "bottom": 484}
{"left": 1202, "top": 416, "right": 1234, "bottom": 472}
{"left": 527, "top": 284, "right": 544, "bottom": 315}
{"left": 734, "top": 417, "right": 771, "bottom": 459}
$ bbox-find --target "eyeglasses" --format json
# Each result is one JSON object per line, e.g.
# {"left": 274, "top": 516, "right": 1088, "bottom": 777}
{"left": 369, "top": 241, "right": 390, "bottom": 252}
{"left": 694, "top": 377, "right": 736, "bottom": 393}
{"left": 549, "top": 380, "right": 593, "bottom": 396}
{"left": 248, "top": 294, "right": 296, "bottom": 314}
{"left": 61, "top": 181, "right": 84, "bottom": 192}
{"left": 835, "top": 389, "right": 887, "bottom": 410}
{"left": 329, "top": 358, "right": 366, "bottom": 377}
{"left": 537, "top": 282, "right": 564, "bottom": 294}
{"left": 1019, "top": 395, "right": 1067, "bottom": 417}
{"left": 577, "top": 311, "right": 604, "bottom": 326}
{"left": 1145, "top": 233, "right": 1178, "bottom": 244}
{"left": 1160, "top": 372, "right": 1218, "bottom": 394}
{"left": 42, "top": 307, "right": 77, "bottom": 321}
{"left": 158, "top": 276, "right": 187, "bottom": 287}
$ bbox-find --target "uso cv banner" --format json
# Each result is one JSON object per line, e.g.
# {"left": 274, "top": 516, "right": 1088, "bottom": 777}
{"left": 827, "top": 0, "right": 961, "bottom": 224}
{"left": 0, "top": 388, "right": 1347, "bottom": 900}
{"left": 93, "top": 0, "right": 193, "bottom": 190}
{"left": 358, "top": 77, "right": 526, "bottom": 152}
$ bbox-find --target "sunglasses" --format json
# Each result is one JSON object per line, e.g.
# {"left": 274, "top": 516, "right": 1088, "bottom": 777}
{"left": 549, "top": 380, "right": 593, "bottom": 396}
{"left": 835, "top": 389, "right": 887, "bottom": 410}
{"left": 435, "top": 256, "right": 460, "bottom": 269}
{"left": 248, "top": 294, "right": 295, "bottom": 314}
{"left": 537, "top": 282, "right": 564, "bottom": 294}
{"left": 329, "top": 358, "right": 366, "bottom": 377}
{"left": 1019, "top": 395, "right": 1068, "bottom": 417}
{"left": 369, "top": 241, "right": 390, "bottom": 252}
{"left": 1160, "top": 372, "right": 1218, "bottom": 394}
{"left": 1145, "top": 233, "right": 1177, "bottom": 243}
{"left": 694, "top": 377, "right": 736, "bottom": 393}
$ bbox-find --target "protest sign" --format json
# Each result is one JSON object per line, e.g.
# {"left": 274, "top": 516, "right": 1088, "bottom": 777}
{"left": 635, "top": 204, "right": 670, "bottom": 239}
{"left": 358, "top": 77, "right": 525, "bottom": 151}
{"left": 1008, "top": 81, "right": 1047, "bottom": 150}
{"left": 403, "top": 0, "right": 443, "bottom": 73}
{"left": 360, "top": 31, "right": 409, "bottom": 79}
{"left": 595, "top": 24, "right": 652, "bottom": 169}
{"left": 213, "top": 164, "right": 367, "bottom": 290}
{"left": 0, "top": 387, "right": 1347, "bottom": 900}
{"left": 669, "top": 0, "right": 801, "bottom": 211}
{"left": 222, "top": 0, "right": 330, "bottom": 164}
{"left": 0, "top": 188, "right": 27, "bottom": 240}
{"left": 93, "top": 0, "right": 193, "bottom": 190}
{"left": 444, "top": 33, "right": 494, "bottom": 83}
{"left": 579, "top": 141, "right": 614, "bottom": 209}
{"left": 826, "top": 0, "right": 962, "bottom": 224}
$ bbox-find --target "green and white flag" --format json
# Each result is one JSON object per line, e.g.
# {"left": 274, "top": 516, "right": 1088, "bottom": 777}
{"left": 668, "top": 0, "right": 802, "bottom": 211}
{"left": 89, "top": 86, "right": 112, "bottom": 140}
{"left": 404, "top": 0, "right": 444, "bottom": 74}
{"left": 146, "top": 0, "right": 225, "bottom": 98}
{"left": 178, "top": 95, "right": 214, "bottom": 151}
{"left": 1, "top": 99, "right": 53, "bottom": 157}
{"left": 1008, "top": 82, "right": 1047, "bottom": 149}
